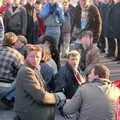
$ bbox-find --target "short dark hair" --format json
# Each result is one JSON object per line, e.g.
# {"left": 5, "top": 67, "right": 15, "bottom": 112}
{"left": 17, "top": 35, "right": 28, "bottom": 45}
{"left": 79, "top": 30, "right": 93, "bottom": 40}
{"left": 94, "top": 64, "right": 110, "bottom": 79}
{"left": 42, "top": 35, "right": 57, "bottom": 46}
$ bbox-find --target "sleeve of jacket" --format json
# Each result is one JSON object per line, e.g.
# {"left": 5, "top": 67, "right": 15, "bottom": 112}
{"left": 21, "top": 7, "right": 27, "bottom": 35}
{"left": 21, "top": 67, "right": 46, "bottom": 102}
{"left": 86, "top": 5, "right": 102, "bottom": 37}
{"left": 86, "top": 46, "right": 100, "bottom": 66}
{"left": 39, "top": 3, "right": 50, "bottom": 19}
{"left": 54, "top": 67, "right": 66, "bottom": 92}
{"left": 55, "top": 3, "right": 64, "bottom": 24}
{"left": 63, "top": 86, "right": 82, "bottom": 114}
{"left": 0, "top": 16, "right": 4, "bottom": 45}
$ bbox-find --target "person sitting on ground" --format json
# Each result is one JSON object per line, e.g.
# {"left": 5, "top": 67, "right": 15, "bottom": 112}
{"left": 63, "top": 64, "right": 120, "bottom": 120}
{"left": 54, "top": 50, "right": 85, "bottom": 99}
{"left": 40, "top": 46, "right": 58, "bottom": 91}
{"left": 0, "top": 32, "right": 24, "bottom": 108}
{"left": 71, "top": 30, "right": 100, "bottom": 71}
{"left": 14, "top": 44, "right": 66, "bottom": 120}
{"left": 0, "top": 32, "right": 24, "bottom": 83}
{"left": 42, "top": 35, "right": 60, "bottom": 69}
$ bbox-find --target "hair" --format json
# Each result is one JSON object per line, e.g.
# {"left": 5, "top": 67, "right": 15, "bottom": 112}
{"left": 35, "top": 0, "right": 43, "bottom": 4}
{"left": 26, "top": 44, "right": 42, "bottom": 56}
{"left": 42, "top": 35, "right": 57, "bottom": 47}
{"left": 17, "top": 35, "right": 28, "bottom": 45}
{"left": 63, "top": 0, "right": 70, "bottom": 3}
{"left": 67, "top": 50, "right": 80, "bottom": 59}
{"left": 3, "top": 32, "right": 17, "bottom": 47}
{"left": 42, "top": 46, "right": 52, "bottom": 62}
{"left": 93, "top": 64, "right": 110, "bottom": 79}
{"left": 79, "top": 30, "right": 93, "bottom": 40}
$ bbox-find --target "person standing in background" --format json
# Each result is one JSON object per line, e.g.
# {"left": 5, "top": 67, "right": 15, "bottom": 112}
{"left": 24, "top": 0, "right": 36, "bottom": 43}
{"left": 4, "top": 0, "right": 27, "bottom": 35}
{"left": 60, "top": 0, "right": 71, "bottom": 58}
{"left": 74, "top": 0, "right": 102, "bottom": 44}
{"left": 39, "top": 0, "right": 64, "bottom": 48}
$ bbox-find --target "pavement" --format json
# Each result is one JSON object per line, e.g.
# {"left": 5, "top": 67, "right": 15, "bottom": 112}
{"left": 0, "top": 53, "right": 120, "bottom": 120}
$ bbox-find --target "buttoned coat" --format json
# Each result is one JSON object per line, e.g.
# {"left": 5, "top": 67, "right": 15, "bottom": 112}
{"left": 4, "top": 6, "right": 27, "bottom": 35}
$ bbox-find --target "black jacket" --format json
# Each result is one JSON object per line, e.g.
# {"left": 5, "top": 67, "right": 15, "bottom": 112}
{"left": 54, "top": 62, "right": 79, "bottom": 99}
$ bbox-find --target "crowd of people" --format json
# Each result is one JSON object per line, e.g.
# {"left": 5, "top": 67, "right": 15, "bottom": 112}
{"left": 0, "top": 0, "right": 120, "bottom": 120}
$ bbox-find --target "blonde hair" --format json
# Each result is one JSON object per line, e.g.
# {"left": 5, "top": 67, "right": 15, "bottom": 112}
{"left": 67, "top": 50, "right": 80, "bottom": 58}
{"left": 42, "top": 47, "right": 52, "bottom": 62}
{"left": 4, "top": 32, "right": 17, "bottom": 47}
{"left": 26, "top": 44, "right": 42, "bottom": 55}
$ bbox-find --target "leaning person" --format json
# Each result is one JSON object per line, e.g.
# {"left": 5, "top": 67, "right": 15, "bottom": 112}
{"left": 14, "top": 44, "right": 66, "bottom": 120}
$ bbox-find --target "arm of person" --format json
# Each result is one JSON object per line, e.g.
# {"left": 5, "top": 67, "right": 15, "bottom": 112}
{"left": 63, "top": 86, "right": 82, "bottom": 114}
{"left": 42, "top": 91, "right": 56, "bottom": 104}
{"left": 54, "top": 67, "right": 66, "bottom": 92}
{"left": 55, "top": 3, "right": 64, "bottom": 24}
{"left": 20, "top": 67, "right": 58, "bottom": 105}
{"left": 39, "top": 3, "right": 50, "bottom": 19}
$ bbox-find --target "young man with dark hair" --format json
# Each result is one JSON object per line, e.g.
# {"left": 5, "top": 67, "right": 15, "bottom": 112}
{"left": 63, "top": 64, "right": 120, "bottom": 120}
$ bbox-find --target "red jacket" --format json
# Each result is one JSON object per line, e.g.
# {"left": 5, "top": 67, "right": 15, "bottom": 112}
{"left": 0, "top": 6, "right": 8, "bottom": 14}
{"left": 37, "top": 17, "right": 46, "bottom": 37}
{"left": 114, "top": 80, "right": 120, "bottom": 120}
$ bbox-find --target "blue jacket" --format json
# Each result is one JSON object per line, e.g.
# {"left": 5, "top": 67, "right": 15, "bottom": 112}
{"left": 39, "top": 3, "right": 64, "bottom": 24}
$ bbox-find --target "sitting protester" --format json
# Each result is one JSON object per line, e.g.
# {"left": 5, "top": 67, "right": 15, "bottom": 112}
{"left": 71, "top": 30, "right": 100, "bottom": 71}
{"left": 0, "top": 32, "right": 24, "bottom": 108}
{"left": 14, "top": 44, "right": 66, "bottom": 120}
{"left": 63, "top": 64, "right": 120, "bottom": 120}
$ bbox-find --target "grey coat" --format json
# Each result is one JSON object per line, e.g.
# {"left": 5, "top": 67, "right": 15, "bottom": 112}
{"left": 14, "top": 62, "right": 56, "bottom": 120}
{"left": 4, "top": 6, "right": 27, "bottom": 35}
{"left": 63, "top": 78, "right": 120, "bottom": 120}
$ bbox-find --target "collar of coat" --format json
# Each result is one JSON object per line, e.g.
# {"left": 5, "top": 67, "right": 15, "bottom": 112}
{"left": 91, "top": 78, "right": 112, "bottom": 85}
{"left": 8, "top": 6, "right": 23, "bottom": 16}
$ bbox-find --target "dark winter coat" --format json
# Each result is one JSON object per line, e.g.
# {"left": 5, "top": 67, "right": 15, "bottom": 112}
{"left": 74, "top": 4, "right": 102, "bottom": 42}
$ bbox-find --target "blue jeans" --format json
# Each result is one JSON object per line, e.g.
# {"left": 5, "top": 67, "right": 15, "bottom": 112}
{"left": 0, "top": 81, "right": 16, "bottom": 100}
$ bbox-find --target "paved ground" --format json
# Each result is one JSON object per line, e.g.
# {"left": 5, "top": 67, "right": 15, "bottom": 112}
{"left": 0, "top": 53, "right": 120, "bottom": 120}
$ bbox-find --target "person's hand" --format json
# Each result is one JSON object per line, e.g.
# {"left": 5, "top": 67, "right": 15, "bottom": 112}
{"left": 54, "top": 92, "right": 66, "bottom": 108}
{"left": 59, "top": 107, "right": 73, "bottom": 119}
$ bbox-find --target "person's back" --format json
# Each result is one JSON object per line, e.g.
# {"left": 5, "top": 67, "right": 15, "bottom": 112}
{"left": 63, "top": 64, "right": 120, "bottom": 120}
{"left": 0, "top": 32, "right": 23, "bottom": 83}
{"left": 0, "top": 46, "right": 23, "bottom": 82}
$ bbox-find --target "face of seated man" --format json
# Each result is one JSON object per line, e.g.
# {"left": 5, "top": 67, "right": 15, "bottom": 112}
{"left": 67, "top": 54, "right": 80, "bottom": 71}
{"left": 26, "top": 50, "right": 42, "bottom": 68}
